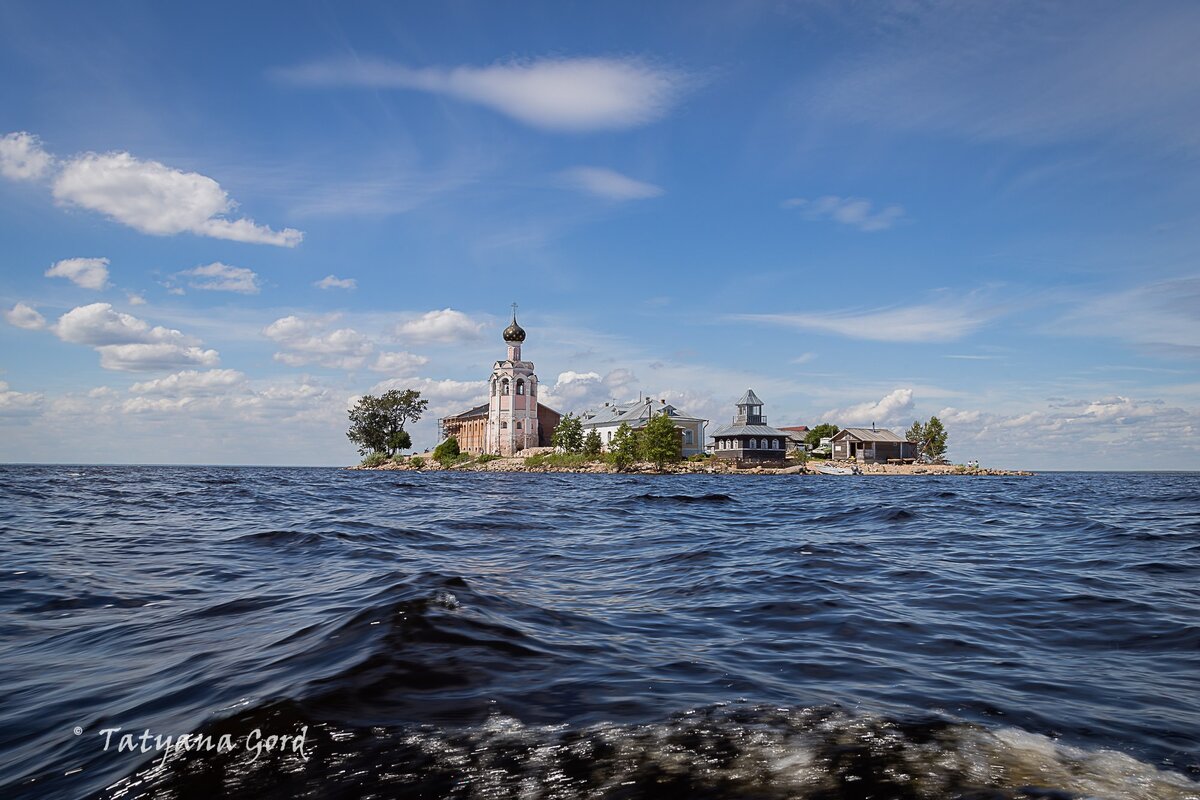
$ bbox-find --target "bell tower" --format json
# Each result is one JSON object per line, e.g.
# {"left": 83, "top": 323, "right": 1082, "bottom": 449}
{"left": 485, "top": 304, "right": 540, "bottom": 455}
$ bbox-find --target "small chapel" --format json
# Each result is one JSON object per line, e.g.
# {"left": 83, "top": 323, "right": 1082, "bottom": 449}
{"left": 439, "top": 306, "right": 561, "bottom": 455}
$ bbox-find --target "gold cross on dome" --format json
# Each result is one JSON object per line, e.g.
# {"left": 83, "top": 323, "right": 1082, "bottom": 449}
{"left": 511, "top": 302, "right": 518, "bottom": 318}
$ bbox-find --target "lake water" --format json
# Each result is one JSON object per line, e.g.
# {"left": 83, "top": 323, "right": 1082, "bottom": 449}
{"left": 1, "top": 466, "right": 1197, "bottom": 799}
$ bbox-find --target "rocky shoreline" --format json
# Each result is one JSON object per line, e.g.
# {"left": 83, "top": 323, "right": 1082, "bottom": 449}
{"left": 351, "top": 451, "right": 1032, "bottom": 477}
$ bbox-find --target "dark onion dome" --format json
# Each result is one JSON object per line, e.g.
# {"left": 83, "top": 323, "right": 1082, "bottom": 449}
{"left": 503, "top": 314, "right": 526, "bottom": 343}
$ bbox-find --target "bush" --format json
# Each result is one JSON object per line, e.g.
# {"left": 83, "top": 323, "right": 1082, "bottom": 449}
{"left": 433, "top": 436, "right": 461, "bottom": 465}
{"left": 476, "top": 453, "right": 500, "bottom": 464}
{"left": 524, "top": 452, "right": 594, "bottom": 469}
{"left": 361, "top": 452, "right": 389, "bottom": 468}
{"left": 687, "top": 453, "right": 710, "bottom": 462}
{"left": 408, "top": 455, "right": 425, "bottom": 469}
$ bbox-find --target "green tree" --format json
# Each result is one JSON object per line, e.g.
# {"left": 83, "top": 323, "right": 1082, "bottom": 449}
{"left": 347, "top": 389, "right": 428, "bottom": 457}
{"left": 583, "top": 429, "right": 602, "bottom": 457}
{"left": 804, "top": 423, "right": 839, "bottom": 449}
{"left": 924, "top": 416, "right": 948, "bottom": 463}
{"left": 607, "top": 422, "right": 638, "bottom": 471}
{"left": 640, "top": 411, "right": 682, "bottom": 470}
{"left": 552, "top": 413, "right": 584, "bottom": 453}
{"left": 907, "top": 417, "right": 949, "bottom": 463}
{"left": 433, "top": 436, "right": 461, "bottom": 465}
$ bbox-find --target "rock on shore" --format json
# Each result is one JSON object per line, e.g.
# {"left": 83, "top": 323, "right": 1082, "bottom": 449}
{"left": 351, "top": 457, "right": 1032, "bottom": 476}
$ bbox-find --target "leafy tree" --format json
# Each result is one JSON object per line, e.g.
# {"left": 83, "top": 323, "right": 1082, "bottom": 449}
{"left": 552, "top": 413, "right": 584, "bottom": 453}
{"left": 347, "top": 389, "right": 428, "bottom": 457}
{"left": 804, "top": 423, "right": 839, "bottom": 449}
{"left": 924, "top": 416, "right": 948, "bottom": 462}
{"left": 583, "top": 429, "right": 602, "bottom": 457}
{"left": 906, "top": 417, "right": 949, "bottom": 463}
{"left": 640, "top": 411, "right": 682, "bottom": 470}
{"left": 607, "top": 422, "right": 638, "bottom": 471}
{"left": 433, "top": 436, "right": 461, "bottom": 465}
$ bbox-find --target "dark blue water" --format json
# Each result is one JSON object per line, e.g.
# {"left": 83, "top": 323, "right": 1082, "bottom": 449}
{"left": 1, "top": 467, "right": 1197, "bottom": 799}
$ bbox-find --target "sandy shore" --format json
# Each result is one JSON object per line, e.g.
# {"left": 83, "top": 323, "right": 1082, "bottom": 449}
{"left": 353, "top": 453, "right": 1031, "bottom": 476}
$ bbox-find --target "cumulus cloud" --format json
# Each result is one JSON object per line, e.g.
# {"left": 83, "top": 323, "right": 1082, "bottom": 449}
{"left": 560, "top": 166, "right": 664, "bottom": 200}
{"left": 52, "top": 302, "right": 219, "bottom": 372}
{"left": 733, "top": 296, "right": 990, "bottom": 343}
{"left": 130, "top": 369, "right": 246, "bottom": 395}
{"left": 264, "top": 314, "right": 374, "bottom": 370}
{"left": 44, "top": 257, "right": 110, "bottom": 290}
{"left": 0, "top": 132, "right": 53, "bottom": 180}
{"left": 539, "top": 368, "right": 640, "bottom": 412}
{"left": 370, "top": 351, "right": 428, "bottom": 374}
{"left": 394, "top": 308, "right": 484, "bottom": 343}
{"left": 783, "top": 196, "right": 904, "bottom": 232}
{"left": 49, "top": 150, "right": 302, "bottom": 246}
{"left": 4, "top": 302, "right": 46, "bottom": 330}
{"left": 0, "top": 381, "right": 44, "bottom": 416}
{"left": 277, "top": 56, "right": 693, "bottom": 131}
{"left": 126, "top": 292, "right": 147, "bottom": 306}
{"left": 176, "top": 262, "right": 261, "bottom": 294}
{"left": 314, "top": 274, "right": 357, "bottom": 290}
{"left": 826, "top": 388, "right": 915, "bottom": 427}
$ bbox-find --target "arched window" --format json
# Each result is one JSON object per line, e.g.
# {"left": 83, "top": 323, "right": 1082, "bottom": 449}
{"left": 500, "top": 421, "right": 508, "bottom": 429}
{"left": 529, "top": 379, "right": 536, "bottom": 396}
{"left": 491, "top": 378, "right": 497, "bottom": 396}
{"left": 516, "top": 379, "right": 525, "bottom": 395}
{"left": 501, "top": 379, "right": 510, "bottom": 396}
{"left": 760, "top": 438, "right": 768, "bottom": 449}
{"left": 771, "top": 439, "right": 779, "bottom": 449}
{"left": 748, "top": 439, "right": 757, "bottom": 449}
{"left": 516, "top": 421, "right": 522, "bottom": 429}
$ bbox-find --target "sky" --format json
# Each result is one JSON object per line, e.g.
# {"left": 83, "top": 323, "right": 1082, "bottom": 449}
{"left": 1, "top": 0, "right": 1198, "bottom": 469}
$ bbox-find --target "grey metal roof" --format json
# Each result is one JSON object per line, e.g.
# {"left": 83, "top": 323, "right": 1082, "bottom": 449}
{"left": 711, "top": 423, "right": 788, "bottom": 438}
{"left": 582, "top": 399, "right": 705, "bottom": 427}
{"left": 735, "top": 388, "right": 763, "bottom": 406}
{"left": 444, "top": 402, "right": 489, "bottom": 420}
{"left": 835, "top": 427, "right": 907, "bottom": 443}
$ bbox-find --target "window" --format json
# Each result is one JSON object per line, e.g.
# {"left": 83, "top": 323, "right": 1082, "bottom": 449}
{"left": 500, "top": 421, "right": 508, "bottom": 429}
{"left": 516, "top": 421, "right": 522, "bottom": 429}
{"left": 501, "top": 379, "right": 510, "bottom": 396}
{"left": 748, "top": 439, "right": 757, "bottom": 449}
{"left": 516, "top": 379, "right": 525, "bottom": 395}
{"left": 529, "top": 379, "right": 536, "bottom": 396}
{"left": 491, "top": 379, "right": 496, "bottom": 396}
{"left": 771, "top": 439, "right": 778, "bottom": 449}
{"left": 761, "top": 438, "right": 768, "bottom": 449}
{"left": 683, "top": 430, "right": 693, "bottom": 445}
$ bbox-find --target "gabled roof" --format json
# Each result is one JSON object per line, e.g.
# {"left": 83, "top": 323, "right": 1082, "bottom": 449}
{"left": 833, "top": 427, "right": 907, "bottom": 443}
{"left": 736, "top": 388, "right": 763, "bottom": 406}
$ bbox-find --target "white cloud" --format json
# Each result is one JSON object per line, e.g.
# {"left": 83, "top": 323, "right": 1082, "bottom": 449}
{"left": 126, "top": 292, "right": 147, "bottom": 306}
{"left": 264, "top": 314, "right": 374, "bottom": 370}
{"left": 0, "top": 132, "right": 53, "bottom": 180}
{"left": 733, "top": 298, "right": 989, "bottom": 343}
{"left": 51, "top": 151, "right": 302, "bottom": 246}
{"left": 783, "top": 196, "right": 904, "bottom": 232}
{"left": 560, "top": 166, "right": 664, "bottom": 200}
{"left": 176, "top": 262, "right": 261, "bottom": 294}
{"left": 539, "top": 368, "right": 641, "bottom": 412}
{"left": 826, "top": 388, "right": 915, "bottom": 427}
{"left": 370, "top": 351, "right": 428, "bottom": 374}
{"left": 394, "top": 308, "right": 484, "bottom": 343}
{"left": 52, "top": 302, "right": 220, "bottom": 372}
{"left": 277, "top": 56, "right": 693, "bottom": 131}
{"left": 1057, "top": 275, "right": 1200, "bottom": 357}
{"left": 0, "top": 381, "right": 44, "bottom": 417}
{"left": 45, "top": 257, "right": 110, "bottom": 290}
{"left": 130, "top": 369, "right": 246, "bottom": 395}
{"left": 4, "top": 302, "right": 46, "bottom": 330}
{"left": 314, "top": 275, "right": 357, "bottom": 290}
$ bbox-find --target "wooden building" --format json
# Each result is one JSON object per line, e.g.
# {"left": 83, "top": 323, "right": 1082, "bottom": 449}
{"left": 710, "top": 389, "right": 789, "bottom": 463}
{"left": 831, "top": 426, "right": 917, "bottom": 463}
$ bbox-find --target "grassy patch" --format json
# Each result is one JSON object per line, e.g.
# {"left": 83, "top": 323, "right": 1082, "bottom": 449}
{"left": 361, "top": 452, "right": 389, "bottom": 468}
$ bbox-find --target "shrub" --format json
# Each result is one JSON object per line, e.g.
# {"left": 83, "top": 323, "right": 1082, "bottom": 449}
{"left": 476, "top": 453, "right": 500, "bottom": 464}
{"left": 408, "top": 455, "right": 425, "bottom": 469}
{"left": 433, "top": 436, "right": 461, "bottom": 465}
{"left": 361, "top": 452, "right": 389, "bottom": 468}
{"left": 687, "top": 453, "right": 710, "bottom": 462}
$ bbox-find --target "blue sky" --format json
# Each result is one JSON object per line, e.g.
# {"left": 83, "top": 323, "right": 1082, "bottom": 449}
{"left": 1, "top": 0, "right": 1197, "bottom": 469}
